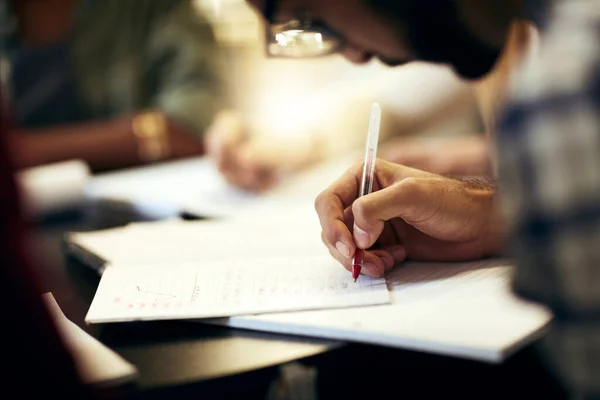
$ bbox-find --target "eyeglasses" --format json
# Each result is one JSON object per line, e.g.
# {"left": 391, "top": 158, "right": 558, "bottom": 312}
{"left": 264, "top": 0, "right": 344, "bottom": 58}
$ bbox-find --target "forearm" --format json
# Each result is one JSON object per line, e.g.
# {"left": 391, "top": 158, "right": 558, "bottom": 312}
{"left": 11, "top": 117, "right": 138, "bottom": 172}
{"left": 10, "top": 114, "right": 205, "bottom": 172}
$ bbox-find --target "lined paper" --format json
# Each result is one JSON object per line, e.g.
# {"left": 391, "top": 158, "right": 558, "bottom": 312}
{"left": 85, "top": 256, "right": 390, "bottom": 323}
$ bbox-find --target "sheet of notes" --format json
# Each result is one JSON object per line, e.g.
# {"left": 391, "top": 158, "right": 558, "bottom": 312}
{"left": 85, "top": 255, "right": 390, "bottom": 323}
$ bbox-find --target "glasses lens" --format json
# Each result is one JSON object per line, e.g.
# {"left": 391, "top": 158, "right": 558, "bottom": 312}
{"left": 267, "top": 20, "right": 342, "bottom": 58}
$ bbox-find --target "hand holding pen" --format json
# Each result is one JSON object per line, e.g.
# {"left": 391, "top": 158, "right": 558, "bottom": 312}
{"left": 315, "top": 102, "right": 499, "bottom": 279}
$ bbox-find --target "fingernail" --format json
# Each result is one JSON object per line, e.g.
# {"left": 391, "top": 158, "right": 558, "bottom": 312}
{"left": 353, "top": 225, "right": 370, "bottom": 248}
{"left": 390, "top": 245, "right": 406, "bottom": 261}
{"left": 335, "top": 241, "right": 351, "bottom": 259}
{"left": 362, "top": 262, "right": 380, "bottom": 277}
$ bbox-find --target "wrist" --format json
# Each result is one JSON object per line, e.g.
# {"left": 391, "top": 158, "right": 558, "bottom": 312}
{"left": 455, "top": 176, "right": 504, "bottom": 257}
{"left": 481, "top": 190, "right": 505, "bottom": 257}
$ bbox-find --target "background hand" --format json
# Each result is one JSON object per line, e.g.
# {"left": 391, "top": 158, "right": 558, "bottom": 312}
{"left": 205, "top": 111, "right": 321, "bottom": 192}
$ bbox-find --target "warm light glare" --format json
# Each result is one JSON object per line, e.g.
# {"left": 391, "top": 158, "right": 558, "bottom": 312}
{"left": 275, "top": 33, "right": 287, "bottom": 46}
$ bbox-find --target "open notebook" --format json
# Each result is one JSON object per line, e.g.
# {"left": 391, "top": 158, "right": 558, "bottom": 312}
{"left": 85, "top": 256, "right": 390, "bottom": 323}
{"left": 65, "top": 216, "right": 553, "bottom": 363}
{"left": 75, "top": 213, "right": 390, "bottom": 323}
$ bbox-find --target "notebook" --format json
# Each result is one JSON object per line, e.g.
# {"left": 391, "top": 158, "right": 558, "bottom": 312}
{"left": 65, "top": 216, "right": 553, "bottom": 363}
{"left": 85, "top": 256, "right": 390, "bottom": 323}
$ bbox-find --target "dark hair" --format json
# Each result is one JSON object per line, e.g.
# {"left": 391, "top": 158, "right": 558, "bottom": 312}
{"left": 364, "top": 0, "right": 503, "bottom": 79}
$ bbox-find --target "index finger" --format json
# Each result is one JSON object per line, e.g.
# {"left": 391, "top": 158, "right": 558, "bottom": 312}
{"left": 314, "top": 161, "right": 363, "bottom": 258}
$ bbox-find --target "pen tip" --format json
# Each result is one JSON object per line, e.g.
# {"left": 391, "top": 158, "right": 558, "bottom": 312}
{"left": 353, "top": 277, "right": 357, "bottom": 283}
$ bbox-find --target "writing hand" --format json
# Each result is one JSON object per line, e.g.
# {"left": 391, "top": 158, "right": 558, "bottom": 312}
{"left": 315, "top": 159, "right": 502, "bottom": 278}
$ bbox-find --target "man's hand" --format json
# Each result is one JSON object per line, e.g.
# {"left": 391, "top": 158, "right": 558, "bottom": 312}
{"left": 314, "top": 159, "right": 502, "bottom": 278}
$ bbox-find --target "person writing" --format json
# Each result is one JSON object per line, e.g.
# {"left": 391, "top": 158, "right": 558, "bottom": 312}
{"left": 246, "top": 0, "right": 599, "bottom": 398}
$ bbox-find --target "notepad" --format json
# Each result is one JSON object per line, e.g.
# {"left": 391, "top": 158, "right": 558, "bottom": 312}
{"left": 85, "top": 256, "right": 390, "bottom": 323}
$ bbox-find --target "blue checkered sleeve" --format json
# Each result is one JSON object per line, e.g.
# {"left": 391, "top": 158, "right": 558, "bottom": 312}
{"left": 496, "top": 1, "right": 600, "bottom": 396}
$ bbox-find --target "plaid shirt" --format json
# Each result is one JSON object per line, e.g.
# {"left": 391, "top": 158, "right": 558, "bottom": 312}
{"left": 497, "top": 1, "right": 600, "bottom": 397}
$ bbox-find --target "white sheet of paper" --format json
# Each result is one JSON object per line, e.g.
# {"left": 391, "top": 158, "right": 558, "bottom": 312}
{"left": 84, "top": 154, "right": 357, "bottom": 218}
{"left": 208, "top": 259, "right": 552, "bottom": 363}
{"left": 85, "top": 256, "right": 390, "bottom": 323}
{"left": 42, "top": 293, "right": 138, "bottom": 387}
{"left": 67, "top": 209, "right": 326, "bottom": 271}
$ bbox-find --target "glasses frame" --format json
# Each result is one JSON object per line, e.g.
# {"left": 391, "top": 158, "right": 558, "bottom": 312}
{"left": 263, "top": 0, "right": 345, "bottom": 58}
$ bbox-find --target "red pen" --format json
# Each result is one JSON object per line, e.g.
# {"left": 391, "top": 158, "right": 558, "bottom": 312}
{"left": 352, "top": 103, "right": 381, "bottom": 282}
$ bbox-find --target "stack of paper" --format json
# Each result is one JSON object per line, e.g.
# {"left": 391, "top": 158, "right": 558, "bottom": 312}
{"left": 211, "top": 258, "right": 552, "bottom": 362}
{"left": 67, "top": 215, "right": 553, "bottom": 363}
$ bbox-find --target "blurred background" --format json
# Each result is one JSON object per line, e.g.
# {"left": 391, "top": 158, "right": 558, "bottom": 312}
{"left": 193, "top": 0, "right": 481, "bottom": 151}
{"left": 1, "top": 0, "right": 509, "bottom": 221}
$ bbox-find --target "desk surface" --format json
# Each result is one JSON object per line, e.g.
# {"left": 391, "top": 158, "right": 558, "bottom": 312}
{"left": 33, "top": 217, "right": 340, "bottom": 394}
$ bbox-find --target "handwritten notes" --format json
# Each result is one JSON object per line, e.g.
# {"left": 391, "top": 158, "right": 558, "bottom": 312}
{"left": 85, "top": 256, "right": 390, "bottom": 323}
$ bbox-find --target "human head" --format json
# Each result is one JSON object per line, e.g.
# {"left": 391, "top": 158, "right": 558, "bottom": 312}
{"left": 247, "top": 0, "right": 524, "bottom": 79}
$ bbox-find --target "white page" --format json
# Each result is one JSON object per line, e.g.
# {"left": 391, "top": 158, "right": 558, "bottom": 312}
{"left": 85, "top": 255, "right": 390, "bottom": 323}
{"left": 42, "top": 293, "right": 138, "bottom": 387}
{"left": 207, "top": 258, "right": 552, "bottom": 363}
{"left": 84, "top": 154, "right": 357, "bottom": 218}
{"left": 67, "top": 207, "right": 326, "bottom": 270}
{"left": 85, "top": 157, "right": 261, "bottom": 218}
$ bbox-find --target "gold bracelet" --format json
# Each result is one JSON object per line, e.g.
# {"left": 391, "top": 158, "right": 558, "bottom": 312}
{"left": 131, "top": 111, "right": 171, "bottom": 162}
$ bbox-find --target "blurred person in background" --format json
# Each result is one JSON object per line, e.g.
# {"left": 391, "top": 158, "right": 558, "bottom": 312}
{"left": 205, "top": 18, "right": 537, "bottom": 191}
{"left": 0, "top": 0, "right": 233, "bottom": 172}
